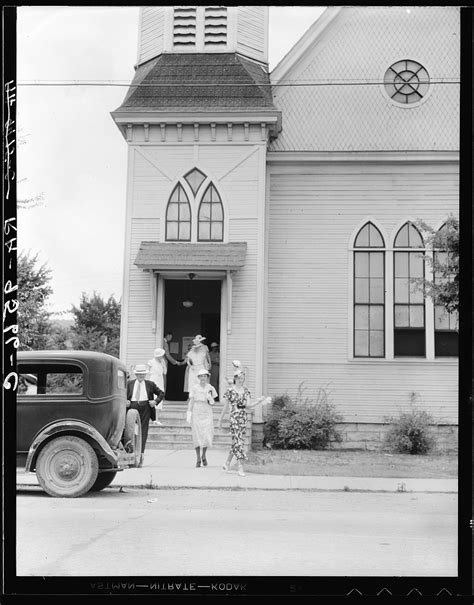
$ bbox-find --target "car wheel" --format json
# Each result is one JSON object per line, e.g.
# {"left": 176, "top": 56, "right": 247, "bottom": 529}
{"left": 89, "top": 470, "right": 118, "bottom": 492}
{"left": 123, "top": 409, "right": 142, "bottom": 467}
{"left": 36, "top": 435, "right": 99, "bottom": 498}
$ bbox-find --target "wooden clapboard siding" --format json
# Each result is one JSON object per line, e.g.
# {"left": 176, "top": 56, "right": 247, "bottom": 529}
{"left": 236, "top": 6, "right": 268, "bottom": 64}
{"left": 124, "top": 218, "right": 160, "bottom": 369}
{"left": 138, "top": 7, "right": 165, "bottom": 65}
{"left": 266, "top": 361, "right": 458, "bottom": 423}
{"left": 198, "top": 146, "right": 259, "bottom": 182}
{"left": 135, "top": 146, "right": 195, "bottom": 184}
{"left": 224, "top": 219, "right": 259, "bottom": 394}
{"left": 265, "top": 160, "right": 458, "bottom": 422}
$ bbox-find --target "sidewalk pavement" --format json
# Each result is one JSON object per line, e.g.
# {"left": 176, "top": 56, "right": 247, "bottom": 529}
{"left": 16, "top": 449, "right": 457, "bottom": 493}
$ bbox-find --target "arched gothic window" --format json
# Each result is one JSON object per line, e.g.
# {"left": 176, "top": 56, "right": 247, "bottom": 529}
{"left": 353, "top": 222, "right": 385, "bottom": 358}
{"left": 393, "top": 222, "right": 425, "bottom": 356}
{"left": 165, "top": 184, "right": 191, "bottom": 241}
{"left": 198, "top": 184, "right": 224, "bottom": 241}
{"left": 165, "top": 171, "right": 224, "bottom": 242}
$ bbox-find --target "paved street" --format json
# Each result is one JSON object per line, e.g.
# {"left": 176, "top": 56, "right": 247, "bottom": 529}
{"left": 17, "top": 487, "right": 457, "bottom": 577}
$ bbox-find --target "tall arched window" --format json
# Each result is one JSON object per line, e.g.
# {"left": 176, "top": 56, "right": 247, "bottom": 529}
{"left": 198, "top": 184, "right": 224, "bottom": 241}
{"left": 393, "top": 222, "right": 425, "bottom": 356}
{"left": 165, "top": 184, "right": 191, "bottom": 241}
{"left": 433, "top": 224, "right": 458, "bottom": 357}
{"left": 353, "top": 222, "right": 385, "bottom": 357}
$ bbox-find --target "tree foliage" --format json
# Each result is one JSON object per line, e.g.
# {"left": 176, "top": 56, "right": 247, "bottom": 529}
{"left": 70, "top": 292, "right": 121, "bottom": 356}
{"left": 416, "top": 214, "right": 459, "bottom": 315}
{"left": 45, "top": 321, "right": 73, "bottom": 350}
{"left": 18, "top": 252, "right": 53, "bottom": 350}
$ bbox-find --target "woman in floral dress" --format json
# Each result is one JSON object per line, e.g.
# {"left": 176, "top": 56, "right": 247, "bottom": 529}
{"left": 187, "top": 369, "right": 218, "bottom": 467}
{"left": 218, "top": 364, "right": 271, "bottom": 476}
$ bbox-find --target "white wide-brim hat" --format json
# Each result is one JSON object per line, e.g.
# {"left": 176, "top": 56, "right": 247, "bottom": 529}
{"left": 134, "top": 364, "right": 148, "bottom": 374}
{"left": 197, "top": 369, "right": 210, "bottom": 377}
{"left": 22, "top": 373, "right": 38, "bottom": 385}
{"left": 154, "top": 348, "right": 165, "bottom": 357}
{"left": 193, "top": 334, "right": 206, "bottom": 344}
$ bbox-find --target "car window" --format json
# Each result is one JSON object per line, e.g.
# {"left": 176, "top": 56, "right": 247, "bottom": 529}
{"left": 18, "top": 364, "right": 84, "bottom": 396}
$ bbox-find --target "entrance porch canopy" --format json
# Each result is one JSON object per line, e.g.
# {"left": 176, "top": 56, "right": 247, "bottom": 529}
{"left": 134, "top": 242, "right": 247, "bottom": 335}
{"left": 134, "top": 241, "right": 247, "bottom": 272}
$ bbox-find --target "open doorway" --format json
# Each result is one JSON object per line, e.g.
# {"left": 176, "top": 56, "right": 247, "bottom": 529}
{"left": 163, "top": 279, "right": 221, "bottom": 401}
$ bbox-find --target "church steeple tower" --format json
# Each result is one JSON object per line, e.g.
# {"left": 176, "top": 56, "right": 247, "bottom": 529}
{"left": 112, "top": 6, "right": 280, "bottom": 140}
{"left": 137, "top": 6, "right": 268, "bottom": 66}
{"left": 111, "top": 6, "right": 279, "bottom": 407}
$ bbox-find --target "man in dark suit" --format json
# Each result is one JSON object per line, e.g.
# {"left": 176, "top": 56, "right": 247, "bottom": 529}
{"left": 126, "top": 364, "right": 164, "bottom": 466}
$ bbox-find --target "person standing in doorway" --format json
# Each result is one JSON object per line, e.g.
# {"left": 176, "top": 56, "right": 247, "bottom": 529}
{"left": 187, "top": 369, "right": 217, "bottom": 467}
{"left": 126, "top": 364, "right": 164, "bottom": 467}
{"left": 163, "top": 331, "right": 180, "bottom": 393}
{"left": 218, "top": 363, "right": 271, "bottom": 476}
{"left": 147, "top": 348, "right": 167, "bottom": 426}
{"left": 209, "top": 342, "right": 220, "bottom": 395}
{"left": 185, "top": 335, "right": 211, "bottom": 393}
{"left": 182, "top": 343, "right": 193, "bottom": 394}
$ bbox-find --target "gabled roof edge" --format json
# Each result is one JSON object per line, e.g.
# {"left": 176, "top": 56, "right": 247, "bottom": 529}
{"left": 270, "top": 7, "right": 342, "bottom": 84}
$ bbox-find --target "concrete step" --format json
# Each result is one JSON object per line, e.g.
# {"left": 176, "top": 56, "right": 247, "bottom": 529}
{"left": 162, "top": 400, "right": 225, "bottom": 407}
{"left": 147, "top": 400, "right": 252, "bottom": 450}
{"left": 147, "top": 429, "right": 250, "bottom": 443}
{"left": 146, "top": 442, "right": 231, "bottom": 450}
{"left": 153, "top": 418, "right": 224, "bottom": 423}
{"left": 148, "top": 435, "right": 248, "bottom": 446}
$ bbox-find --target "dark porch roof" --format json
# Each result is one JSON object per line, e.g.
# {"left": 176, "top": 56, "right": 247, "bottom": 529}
{"left": 134, "top": 242, "right": 247, "bottom": 271}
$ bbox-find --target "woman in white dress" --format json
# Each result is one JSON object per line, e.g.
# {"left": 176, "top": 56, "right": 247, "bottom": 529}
{"left": 187, "top": 369, "right": 217, "bottom": 467}
{"left": 185, "top": 335, "right": 211, "bottom": 393}
{"left": 147, "top": 348, "right": 167, "bottom": 426}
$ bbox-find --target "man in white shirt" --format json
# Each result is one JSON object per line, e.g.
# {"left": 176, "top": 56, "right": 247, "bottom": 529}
{"left": 126, "top": 364, "right": 164, "bottom": 466}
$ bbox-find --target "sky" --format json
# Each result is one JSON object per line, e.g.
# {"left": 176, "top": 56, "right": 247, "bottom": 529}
{"left": 16, "top": 6, "right": 326, "bottom": 315}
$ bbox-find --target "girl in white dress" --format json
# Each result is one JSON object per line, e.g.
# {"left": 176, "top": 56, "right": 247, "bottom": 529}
{"left": 187, "top": 369, "right": 217, "bottom": 467}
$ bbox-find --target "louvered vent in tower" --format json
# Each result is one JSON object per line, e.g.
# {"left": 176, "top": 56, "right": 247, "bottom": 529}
{"left": 204, "top": 6, "right": 227, "bottom": 46}
{"left": 173, "top": 6, "right": 197, "bottom": 46}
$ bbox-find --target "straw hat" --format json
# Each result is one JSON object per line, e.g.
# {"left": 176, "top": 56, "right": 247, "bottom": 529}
{"left": 22, "top": 373, "right": 37, "bottom": 385}
{"left": 153, "top": 348, "right": 165, "bottom": 357}
{"left": 192, "top": 334, "right": 206, "bottom": 345}
{"left": 232, "top": 360, "right": 246, "bottom": 378}
{"left": 197, "top": 368, "right": 210, "bottom": 377}
{"left": 210, "top": 342, "right": 219, "bottom": 348}
{"left": 134, "top": 364, "right": 148, "bottom": 375}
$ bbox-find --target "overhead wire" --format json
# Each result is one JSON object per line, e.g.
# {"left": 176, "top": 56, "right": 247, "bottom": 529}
{"left": 16, "top": 78, "right": 460, "bottom": 88}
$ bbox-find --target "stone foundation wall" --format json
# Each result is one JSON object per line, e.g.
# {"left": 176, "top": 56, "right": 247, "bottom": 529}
{"left": 253, "top": 421, "right": 458, "bottom": 452}
{"left": 251, "top": 422, "right": 264, "bottom": 451}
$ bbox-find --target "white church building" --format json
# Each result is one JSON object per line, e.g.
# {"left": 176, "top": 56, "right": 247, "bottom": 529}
{"left": 112, "top": 6, "right": 459, "bottom": 448}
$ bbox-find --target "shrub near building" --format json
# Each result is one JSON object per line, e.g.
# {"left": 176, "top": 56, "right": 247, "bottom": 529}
{"left": 383, "top": 409, "right": 437, "bottom": 455}
{"left": 264, "top": 385, "right": 343, "bottom": 450}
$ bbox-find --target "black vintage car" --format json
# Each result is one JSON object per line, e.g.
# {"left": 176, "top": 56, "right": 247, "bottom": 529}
{"left": 17, "top": 350, "right": 142, "bottom": 497}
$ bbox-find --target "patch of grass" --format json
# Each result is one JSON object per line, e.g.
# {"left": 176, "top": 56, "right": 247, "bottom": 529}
{"left": 246, "top": 449, "right": 457, "bottom": 479}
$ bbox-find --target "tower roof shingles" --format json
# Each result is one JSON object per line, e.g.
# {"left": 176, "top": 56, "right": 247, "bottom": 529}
{"left": 114, "top": 53, "right": 276, "bottom": 112}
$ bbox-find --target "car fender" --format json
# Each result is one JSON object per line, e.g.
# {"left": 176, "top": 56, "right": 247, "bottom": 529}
{"left": 25, "top": 419, "right": 119, "bottom": 472}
